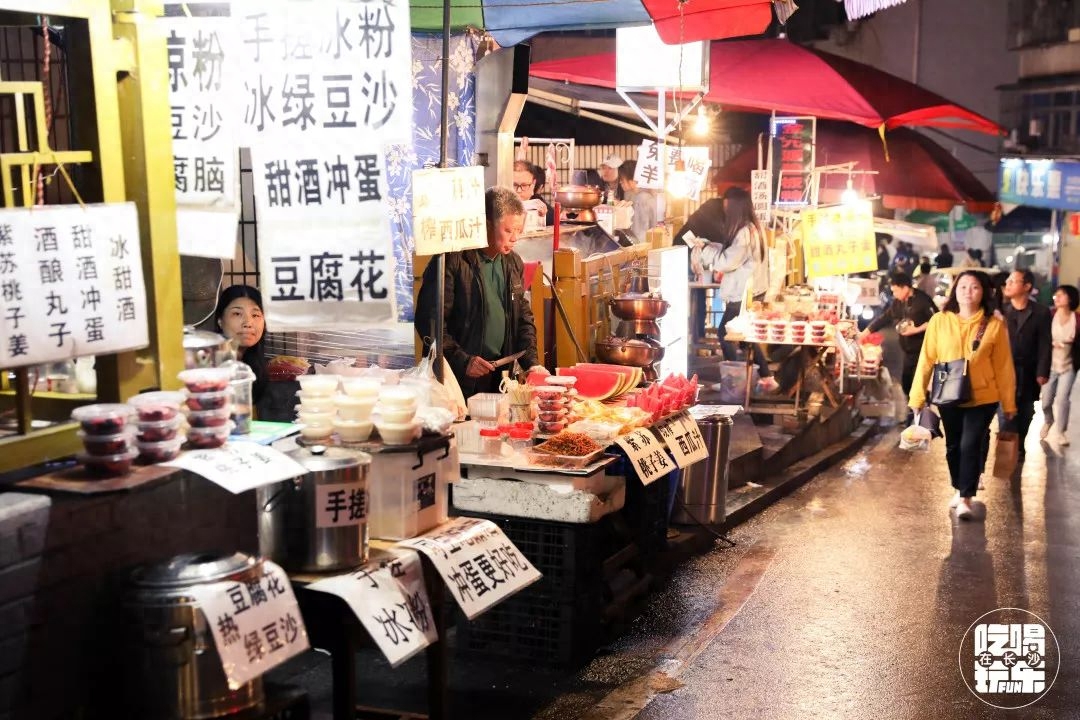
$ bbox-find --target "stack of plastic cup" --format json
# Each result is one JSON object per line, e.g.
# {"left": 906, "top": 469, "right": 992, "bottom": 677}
{"left": 178, "top": 367, "right": 235, "bottom": 449}
{"left": 375, "top": 387, "right": 420, "bottom": 445}
{"left": 127, "top": 391, "right": 186, "bottom": 463}
{"left": 71, "top": 404, "right": 138, "bottom": 476}
{"left": 295, "top": 374, "right": 340, "bottom": 442}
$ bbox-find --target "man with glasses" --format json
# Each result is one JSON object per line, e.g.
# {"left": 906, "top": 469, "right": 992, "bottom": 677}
{"left": 1000, "top": 269, "right": 1051, "bottom": 456}
{"left": 512, "top": 160, "right": 553, "bottom": 225}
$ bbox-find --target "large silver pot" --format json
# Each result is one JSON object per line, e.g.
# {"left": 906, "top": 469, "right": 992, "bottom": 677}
{"left": 554, "top": 185, "right": 601, "bottom": 209}
{"left": 125, "top": 552, "right": 265, "bottom": 720}
{"left": 609, "top": 296, "right": 670, "bottom": 320}
{"left": 257, "top": 445, "right": 371, "bottom": 572}
{"left": 183, "top": 328, "right": 233, "bottom": 369}
{"left": 594, "top": 337, "right": 665, "bottom": 366}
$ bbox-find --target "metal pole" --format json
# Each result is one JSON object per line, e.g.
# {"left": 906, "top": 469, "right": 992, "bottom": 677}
{"left": 433, "top": 0, "right": 452, "bottom": 383}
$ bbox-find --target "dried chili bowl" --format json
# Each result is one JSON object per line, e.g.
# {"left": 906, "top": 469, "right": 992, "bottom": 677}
{"left": 185, "top": 407, "right": 232, "bottom": 429}
{"left": 177, "top": 367, "right": 233, "bottom": 394}
{"left": 77, "top": 448, "right": 138, "bottom": 477}
{"left": 127, "top": 391, "right": 186, "bottom": 422}
{"left": 78, "top": 429, "right": 135, "bottom": 456}
{"left": 71, "top": 404, "right": 136, "bottom": 436}
{"left": 137, "top": 436, "right": 185, "bottom": 463}
{"left": 186, "top": 422, "right": 234, "bottom": 449}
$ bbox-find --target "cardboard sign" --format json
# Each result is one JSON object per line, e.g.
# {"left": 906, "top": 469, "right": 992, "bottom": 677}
{"left": 307, "top": 548, "right": 437, "bottom": 666}
{"left": 654, "top": 411, "right": 709, "bottom": 468}
{"left": 412, "top": 167, "right": 487, "bottom": 256}
{"left": 190, "top": 560, "right": 309, "bottom": 690}
{"left": 163, "top": 443, "right": 308, "bottom": 493}
{"left": 801, "top": 200, "right": 877, "bottom": 278}
{"left": 615, "top": 427, "right": 673, "bottom": 485}
{"left": 0, "top": 203, "right": 149, "bottom": 367}
{"left": 400, "top": 518, "right": 541, "bottom": 621}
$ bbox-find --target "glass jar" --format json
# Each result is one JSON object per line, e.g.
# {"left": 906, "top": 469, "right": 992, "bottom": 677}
{"left": 479, "top": 428, "right": 503, "bottom": 457}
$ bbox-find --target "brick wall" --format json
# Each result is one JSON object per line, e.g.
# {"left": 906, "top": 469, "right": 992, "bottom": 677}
{"left": 0, "top": 473, "right": 258, "bottom": 720}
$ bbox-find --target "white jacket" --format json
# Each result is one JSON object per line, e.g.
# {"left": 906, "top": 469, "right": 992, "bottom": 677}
{"left": 700, "top": 225, "right": 766, "bottom": 303}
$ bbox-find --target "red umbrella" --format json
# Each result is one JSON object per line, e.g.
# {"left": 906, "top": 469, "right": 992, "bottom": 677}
{"left": 530, "top": 38, "right": 1002, "bottom": 134}
{"left": 714, "top": 121, "right": 997, "bottom": 212}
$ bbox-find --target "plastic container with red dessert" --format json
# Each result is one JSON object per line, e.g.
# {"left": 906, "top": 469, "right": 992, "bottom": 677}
{"left": 537, "top": 419, "right": 568, "bottom": 434}
{"left": 136, "top": 416, "right": 184, "bottom": 443}
{"left": 78, "top": 429, "right": 135, "bottom": 456}
{"left": 507, "top": 428, "right": 534, "bottom": 452}
{"left": 537, "top": 409, "right": 568, "bottom": 424}
{"left": 184, "top": 388, "right": 233, "bottom": 411}
{"left": 137, "top": 436, "right": 185, "bottom": 463}
{"left": 71, "top": 404, "right": 136, "bottom": 436}
{"left": 177, "top": 367, "right": 233, "bottom": 394}
{"left": 186, "top": 422, "right": 234, "bottom": 449}
{"left": 77, "top": 448, "right": 138, "bottom": 476}
{"left": 536, "top": 398, "right": 571, "bottom": 413}
{"left": 532, "top": 385, "right": 568, "bottom": 402}
{"left": 127, "top": 391, "right": 186, "bottom": 422}
{"left": 185, "top": 407, "right": 232, "bottom": 428}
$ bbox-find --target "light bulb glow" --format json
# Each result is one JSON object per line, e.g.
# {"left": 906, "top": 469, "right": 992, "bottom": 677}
{"left": 667, "top": 159, "right": 692, "bottom": 198}
{"left": 693, "top": 106, "right": 710, "bottom": 137}
{"left": 840, "top": 178, "right": 859, "bottom": 204}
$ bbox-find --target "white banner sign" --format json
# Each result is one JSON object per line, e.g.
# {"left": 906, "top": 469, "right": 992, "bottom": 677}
{"left": 244, "top": 0, "right": 412, "bottom": 329}
{"left": 307, "top": 548, "right": 437, "bottom": 666}
{"left": 314, "top": 481, "right": 367, "bottom": 528}
{"left": 163, "top": 443, "right": 308, "bottom": 493}
{"left": 635, "top": 141, "right": 711, "bottom": 201}
{"left": 159, "top": 2, "right": 242, "bottom": 259}
{"left": 190, "top": 560, "right": 310, "bottom": 690}
{"left": 400, "top": 518, "right": 541, "bottom": 621}
{"left": 0, "top": 202, "right": 149, "bottom": 367}
{"left": 751, "top": 169, "right": 771, "bottom": 224}
{"left": 615, "top": 427, "right": 674, "bottom": 485}
{"left": 412, "top": 167, "right": 487, "bottom": 256}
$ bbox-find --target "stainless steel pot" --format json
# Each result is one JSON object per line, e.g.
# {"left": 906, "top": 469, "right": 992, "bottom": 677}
{"left": 183, "top": 328, "right": 233, "bottom": 369}
{"left": 609, "top": 296, "right": 670, "bottom": 320}
{"left": 554, "top": 185, "right": 601, "bottom": 209}
{"left": 594, "top": 337, "right": 665, "bottom": 366}
{"left": 125, "top": 552, "right": 265, "bottom": 720}
{"left": 257, "top": 445, "right": 371, "bottom": 572}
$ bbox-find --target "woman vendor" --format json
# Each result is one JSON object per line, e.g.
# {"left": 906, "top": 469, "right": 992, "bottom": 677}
{"left": 415, "top": 186, "right": 547, "bottom": 400}
{"left": 214, "top": 284, "right": 268, "bottom": 406}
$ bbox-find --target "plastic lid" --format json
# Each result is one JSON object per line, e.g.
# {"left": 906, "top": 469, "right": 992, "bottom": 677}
{"left": 127, "top": 391, "right": 186, "bottom": 408}
{"left": 533, "top": 385, "right": 568, "bottom": 394}
{"left": 509, "top": 428, "right": 533, "bottom": 439}
{"left": 188, "top": 420, "right": 235, "bottom": 436}
{"left": 177, "top": 367, "right": 234, "bottom": 385}
{"left": 136, "top": 436, "right": 186, "bottom": 450}
{"left": 513, "top": 422, "right": 535, "bottom": 429}
{"left": 71, "top": 403, "right": 135, "bottom": 423}
{"left": 77, "top": 428, "right": 135, "bottom": 442}
{"left": 479, "top": 428, "right": 502, "bottom": 437}
{"left": 130, "top": 551, "right": 257, "bottom": 588}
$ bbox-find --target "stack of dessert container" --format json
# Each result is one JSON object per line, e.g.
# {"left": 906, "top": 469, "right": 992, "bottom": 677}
{"left": 127, "top": 391, "right": 186, "bottom": 462}
{"left": 178, "top": 367, "right": 235, "bottom": 448}
{"left": 71, "top": 404, "right": 138, "bottom": 476}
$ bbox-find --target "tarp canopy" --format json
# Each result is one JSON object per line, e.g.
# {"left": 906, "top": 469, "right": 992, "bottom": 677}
{"left": 531, "top": 38, "right": 1003, "bottom": 134}
{"left": 409, "top": 0, "right": 774, "bottom": 48}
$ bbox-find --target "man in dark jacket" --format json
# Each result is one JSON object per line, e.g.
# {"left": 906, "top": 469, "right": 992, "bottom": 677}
{"left": 415, "top": 186, "right": 546, "bottom": 400}
{"left": 859, "top": 271, "right": 937, "bottom": 415}
{"left": 1000, "top": 269, "right": 1052, "bottom": 453}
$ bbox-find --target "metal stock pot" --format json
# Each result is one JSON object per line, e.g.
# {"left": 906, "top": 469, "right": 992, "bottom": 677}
{"left": 183, "top": 328, "right": 233, "bottom": 369}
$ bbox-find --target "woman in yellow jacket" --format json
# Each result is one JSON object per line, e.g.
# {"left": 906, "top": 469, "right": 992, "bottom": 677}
{"left": 909, "top": 271, "right": 1017, "bottom": 520}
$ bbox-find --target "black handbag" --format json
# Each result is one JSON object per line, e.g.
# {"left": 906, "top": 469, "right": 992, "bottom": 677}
{"left": 930, "top": 316, "right": 989, "bottom": 407}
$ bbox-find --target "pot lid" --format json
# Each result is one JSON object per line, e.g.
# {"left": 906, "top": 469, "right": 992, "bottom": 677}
{"left": 131, "top": 551, "right": 257, "bottom": 588}
{"left": 183, "top": 329, "right": 228, "bottom": 350}
{"left": 288, "top": 444, "right": 369, "bottom": 472}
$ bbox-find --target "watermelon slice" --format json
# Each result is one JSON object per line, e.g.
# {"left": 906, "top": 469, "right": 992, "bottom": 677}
{"left": 575, "top": 363, "right": 642, "bottom": 391}
{"left": 556, "top": 367, "right": 623, "bottom": 401}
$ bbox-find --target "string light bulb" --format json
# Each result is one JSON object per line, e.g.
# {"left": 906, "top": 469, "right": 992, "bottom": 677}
{"left": 668, "top": 158, "right": 692, "bottom": 199}
{"left": 693, "top": 106, "right": 710, "bottom": 137}
{"left": 841, "top": 176, "right": 859, "bottom": 204}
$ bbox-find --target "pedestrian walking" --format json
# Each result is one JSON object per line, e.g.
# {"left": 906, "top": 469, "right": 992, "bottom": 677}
{"left": 936, "top": 244, "right": 954, "bottom": 269}
{"left": 909, "top": 271, "right": 1016, "bottom": 520}
{"left": 1040, "top": 284, "right": 1080, "bottom": 445}
{"left": 1000, "top": 269, "right": 1052, "bottom": 454}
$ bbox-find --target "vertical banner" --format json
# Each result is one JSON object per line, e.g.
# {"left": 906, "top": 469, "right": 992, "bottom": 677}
{"left": 751, "top": 169, "right": 771, "bottom": 223}
{"left": 800, "top": 200, "right": 877, "bottom": 279}
{"left": 0, "top": 203, "right": 149, "bottom": 366}
{"left": 160, "top": 2, "right": 242, "bottom": 260}
{"left": 241, "top": 0, "right": 411, "bottom": 328}
{"left": 771, "top": 116, "right": 815, "bottom": 207}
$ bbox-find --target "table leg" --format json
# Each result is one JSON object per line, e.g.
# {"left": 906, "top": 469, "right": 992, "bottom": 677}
{"left": 743, "top": 342, "right": 754, "bottom": 408}
{"left": 423, "top": 556, "right": 449, "bottom": 720}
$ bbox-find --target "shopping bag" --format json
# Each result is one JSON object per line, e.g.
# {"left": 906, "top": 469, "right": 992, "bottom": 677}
{"left": 899, "top": 416, "right": 932, "bottom": 452}
{"left": 993, "top": 431, "right": 1020, "bottom": 477}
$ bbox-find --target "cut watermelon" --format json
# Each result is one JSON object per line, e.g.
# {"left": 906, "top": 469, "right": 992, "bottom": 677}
{"left": 556, "top": 367, "right": 623, "bottom": 401}
{"left": 575, "top": 363, "right": 642, "bottom": 391}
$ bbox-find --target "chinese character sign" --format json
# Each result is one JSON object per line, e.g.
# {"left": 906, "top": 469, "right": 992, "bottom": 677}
{"left": 190, "top": 560, "right": 309, "bottom": 690}
{"left": 0, "top": 203, "right": 148, "bottom": 367}
{"left": 307, "top": 548, "right": 437, "bottom": 666}
{"left": 244, "top": 0, "right": 412, "bottom": 328}
{"left": 615, "top": 427, "right": 673, "bottom": 485}
{"left": 401, "top": 517, "right": 541, "bottom": 620}
{"left": 163, "top": 442, "right": 309, "bottom": 493}
{"left": 411, "top": 167, "right": 486, "bottom": 256}
{"left": 751, "top": 169, "right": 771, "bottom": 224}
{"left": 999, "top": 157, "right": 1080, "bottom": 211}
{"left": 634, "top": 141, "right": 712, "bottom": 201}
{"left": 159, "top": 2, "right": 242, "bottom": 260}
{"left": 800, "top": 200, "right": 877, "bottom": 279}
{"left": 654, "top": 411, "right": 709, "bottom": 469}
{"left": 771, "top": 117, "right": 815, "bottom": 206}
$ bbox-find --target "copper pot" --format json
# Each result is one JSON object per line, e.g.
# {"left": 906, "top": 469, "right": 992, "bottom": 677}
{"left": 555, "top": 185, "right": 601, "bottom": 209}
{"left": 609, "top": 296, "right": 670, "bottom": 320}
{"left": 594, "top": 337, "right": 665, "bottom": 366}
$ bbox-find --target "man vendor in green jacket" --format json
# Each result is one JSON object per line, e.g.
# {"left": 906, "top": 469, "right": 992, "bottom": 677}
{"left": 415, "top": 186, "right": 548, "bottom": 400}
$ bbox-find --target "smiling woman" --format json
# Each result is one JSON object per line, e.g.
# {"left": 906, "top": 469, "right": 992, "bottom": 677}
{"left": 214, "top": 284, "right": 269, "bottom": 405}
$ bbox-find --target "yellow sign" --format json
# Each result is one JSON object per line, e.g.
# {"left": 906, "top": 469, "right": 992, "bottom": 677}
{"left": 800, "top": 200, "right": 877, "bottom": 279}
{"left": 412, "top": 167, "right": 487, "bottom": 257}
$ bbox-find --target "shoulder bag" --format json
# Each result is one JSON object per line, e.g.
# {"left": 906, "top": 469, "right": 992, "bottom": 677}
{"left": 930, "top": 315, "right": 990, "bottom": 407}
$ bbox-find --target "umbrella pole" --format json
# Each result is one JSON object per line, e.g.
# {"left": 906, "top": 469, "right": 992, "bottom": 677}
{"left": 433, "top": 0, "right": 452, "bottom": 383}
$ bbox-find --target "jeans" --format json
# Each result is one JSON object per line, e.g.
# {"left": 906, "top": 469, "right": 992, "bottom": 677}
{"left": 1042, "top": 367, "right": 1077, "bottom": 434}
{"left": 938, "top": 403, "right": 998, "bottom": 498}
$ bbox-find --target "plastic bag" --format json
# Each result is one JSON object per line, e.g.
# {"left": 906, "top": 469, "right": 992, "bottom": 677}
{"left": 403, "top": 339, "right": 467, "bottom": 421}
{"left": 899, "top": 413, "right": 932, "bottom": 452}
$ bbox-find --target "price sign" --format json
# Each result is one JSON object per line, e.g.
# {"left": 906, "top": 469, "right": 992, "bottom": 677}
{"left": 315, "top": 481, "right": 367, "bottom": 528}
{"left": 307, "top": 549, "right": 437, "bottom": 666}
{"left": 654, "top": 412, "right": 708, "bottom": 468}
{"left": 163, "top": 443, "right": 308, "bottom": 493}
{"left": 400, "top": 518, "right": 541, "bottom": 620}
{"left": 615, "top": 427, "right": 673, "bottom": 485}
{"left": 412, "top": 167, "right": 487, "bottom": 256}
{"left": 190, "top": 561, "right": 309, "bottom": 690}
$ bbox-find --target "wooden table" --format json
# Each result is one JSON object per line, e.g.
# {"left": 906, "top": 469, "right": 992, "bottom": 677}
{"left": 735, "top": 338, "right": 841, "bottom": 413}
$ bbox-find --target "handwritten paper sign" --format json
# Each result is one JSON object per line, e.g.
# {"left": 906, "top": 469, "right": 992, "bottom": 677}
{"left": 160, "top": 1, "right": 241, "bottom": 260}
{"left": 400, "top": 518, "right": 541, "bottom": 620}
{"left": 412, "top": 167, "right": 486, "bottom": 256}
{"left": 654, "top": 411, "right": 709, "bottom": 468}
{"left": 0, "top": 202, "right": 149, "bottom": 367}
{"left": 800, "top": 200, "right": 877, "bottom": 279}
{"left": 315, "top": 481, "right": 367, "bottom": 528}
{"left": 307, "top": 548, "right": 436, "bottom": 666}
{"left": 163, "top": 443, "right": 308, "bottom": 493}
{"left": 751, "top": 169, "right": 771, "bottom": 224}
{"left": 190, "top": 560, "right": 309, "bottom": 690}
{"left": 615, "top": 427, "right": 673, "bottom": 485}
{"left": 634, "top": 141, "right": 711, "bottom": 201}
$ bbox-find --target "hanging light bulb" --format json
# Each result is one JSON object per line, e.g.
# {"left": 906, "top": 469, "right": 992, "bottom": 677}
{"left": 841, "top": 176, "right": 859, "bottom": 204}
{"left": 693, "top": 106, "right": 710, "bottom": 137}
{"left": 668, "top": 159, "right": 692, "bottom": 199}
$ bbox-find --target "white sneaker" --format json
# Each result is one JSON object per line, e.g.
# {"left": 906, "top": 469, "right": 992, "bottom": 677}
{"left": 757, "top": 376, "right": 780, "bottom": 394}
{"left": 1040, "top": 423, "right": 1052, "bottom": 440}
{"left": 956, "top": 498, "right": 974, "bottom": 520}
{"left": 949, "top": 491, "right": 962, "bottom": 509}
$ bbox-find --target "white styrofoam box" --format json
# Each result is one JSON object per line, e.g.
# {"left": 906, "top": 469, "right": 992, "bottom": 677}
{"left": 458, "top": 459, "right": 622, "bottom": 494}
{"left": 452, "top": 476, "right": 626, "bottom": 523}
{"left": 368, "top": 444, "right": 450, "bottom": 541}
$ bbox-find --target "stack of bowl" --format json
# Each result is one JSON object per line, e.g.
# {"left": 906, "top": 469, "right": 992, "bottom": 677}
{"left": 127, "top": 391, "right": 186, "bottom": 462}
{"left": 71, "top": 403, "right": 138, "bottom": 476}
{"left": 375, "top": 387, "right": 420, "bottom": 445}
{"left": 334, "top": 378, "right": 379, "bottom": 443}
{"left": 178, "top": 367, "right": 235, "bottom": 449}
{"left": 295, "top": 374, "right": 340, "bottom": 443}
